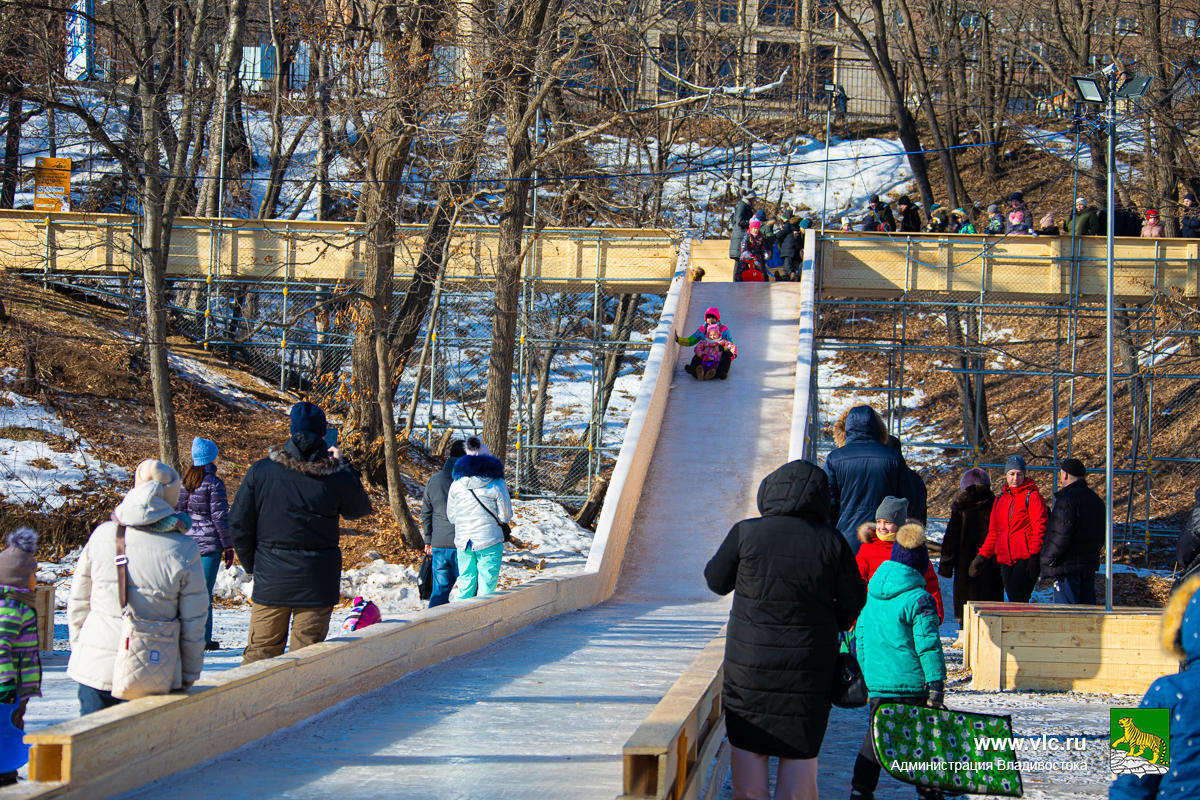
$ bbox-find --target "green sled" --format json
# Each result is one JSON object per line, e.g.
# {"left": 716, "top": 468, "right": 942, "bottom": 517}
{"left": 872, "top": 702, "right": 1024, "bottom": 797}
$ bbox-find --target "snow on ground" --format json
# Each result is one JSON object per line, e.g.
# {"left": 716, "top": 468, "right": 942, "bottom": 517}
{"left": 167, "top": 351, "right": 290, "bottom": 413}
{"left": 0, "top": 370, "right": 127, "bottom": 510}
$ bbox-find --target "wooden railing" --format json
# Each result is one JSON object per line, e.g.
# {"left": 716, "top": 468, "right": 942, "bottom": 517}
{"left": 0, "top": 210, "right": 678, "bottom": 291}
{"left": 619, "top": 631, "right": 728, "bottom": 800}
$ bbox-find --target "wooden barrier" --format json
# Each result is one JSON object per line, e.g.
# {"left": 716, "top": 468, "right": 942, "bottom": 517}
{"left": 0, "top": 210, "right": 678, "bottom": 292}
{"left": 963, "top": 601, "right": 1180, "bottom": 694}
{"left": 619, "top": 630, "right": 728, "bottom": 800}
{"left": 16, "top": 257, "right": 693, "bottom": 799}
{"left": 34, "top": 587, "right": 53, "bottom": 654}
{"left": 687, "top": 232, "right": 1200, "bottom": 298}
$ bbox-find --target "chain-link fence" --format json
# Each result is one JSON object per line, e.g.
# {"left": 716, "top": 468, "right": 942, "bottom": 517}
{"left": 812, "top": 231, "right": 1200, "bottom": 568}
{"left": 1, "top": 212, "right": 674, "bottom": 506}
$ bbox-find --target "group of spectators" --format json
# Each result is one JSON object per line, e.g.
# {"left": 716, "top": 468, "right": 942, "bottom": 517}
{"left": 732, "top": 188, "right": 1200, "bottom": 274}
{"left": 704, "top": 403, "right": 1128, "bottom": 800}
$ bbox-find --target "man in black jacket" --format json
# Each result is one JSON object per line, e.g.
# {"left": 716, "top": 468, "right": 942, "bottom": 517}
{"left": 232, "top": 402, "right": 373, "bottom": 664}
{"left": 705, "top": 460, "right": 866, "bottom": 797}
{"left": 1182, "top": 193, "right": 1200, "bottom": 238}
{"left": 894, "top": 196, "right": 921, "bottom": 232}
{"left": 1042, "top": 458, "right": 1106, "bottom": 605}
{"left": 420, "top": 440, "right": 466, "bottom": 607}
{"left": 860, "top": 194, "right": 896, "bottom": 232}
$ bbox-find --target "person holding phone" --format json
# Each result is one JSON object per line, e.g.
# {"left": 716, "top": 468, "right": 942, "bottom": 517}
{"left": 230, "top": 402, "right": 372, "bottom": 664}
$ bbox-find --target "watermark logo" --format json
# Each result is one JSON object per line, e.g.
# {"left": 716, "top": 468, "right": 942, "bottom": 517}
{"left": 1110, "top": 708, "right": 1169, "bottom": 777}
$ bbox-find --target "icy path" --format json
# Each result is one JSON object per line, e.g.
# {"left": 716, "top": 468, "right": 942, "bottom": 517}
{"left": 114, "top": 282, "right": 803, "bottom": 799}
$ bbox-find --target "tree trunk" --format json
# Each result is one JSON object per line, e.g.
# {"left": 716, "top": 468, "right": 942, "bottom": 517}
{"left": 1, "top": 92, "right": 20, "bottom": 208}
{"left": 481, "top": 101, "right": 534, "bottom": 462}
{"left": 196, "top": 0, "right": 248, "bottom": 217}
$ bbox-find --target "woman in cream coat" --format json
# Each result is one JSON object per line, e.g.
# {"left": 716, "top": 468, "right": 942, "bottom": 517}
{"left": 67, "top": 460, "right": 208, "bottom": 714}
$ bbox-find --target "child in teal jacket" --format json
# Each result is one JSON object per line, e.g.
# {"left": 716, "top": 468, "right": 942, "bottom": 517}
{"left": 852, "top": 522, "right": 946, "bottom": 800}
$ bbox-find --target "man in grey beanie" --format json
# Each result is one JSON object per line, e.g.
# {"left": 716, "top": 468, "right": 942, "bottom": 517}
{"left": 970, "top": 455, "right": 1049, "bottom": 603}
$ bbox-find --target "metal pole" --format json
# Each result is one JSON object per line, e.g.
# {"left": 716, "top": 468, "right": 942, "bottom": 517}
{"left": 1104, "top": 83, "right": 1116, "bottom": 611}
{"left": 821, "top": 90, "right": 832, "bottom": 235}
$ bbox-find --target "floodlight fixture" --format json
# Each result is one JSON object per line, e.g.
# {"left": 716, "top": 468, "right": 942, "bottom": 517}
{"left": 1115, "top": 74, "right": 1153, "bottom": 99}
{"left": 1072, "top": 76, "right": 1105, "bottom": 104}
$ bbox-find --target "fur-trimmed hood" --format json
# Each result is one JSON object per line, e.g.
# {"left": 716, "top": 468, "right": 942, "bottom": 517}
{"left": 858, "top": 519, "right": 921, "bottom": 544}
{"left": 895, "top": 521, "right": 926, "bottom": 550}
{"left": 268, "top": 440, "right": 345, "bottom": 477}
{"left": 833, "top": 405, "right": 887, "bottom": 447}
{"left": 452, "top": 454, "right": 505, "bottom": 482}
{"left": 951, "top": 484, "right": 995, "bottom": 512}
{"left": 1163, "top": 574, "right": 1200, "bottom": 666}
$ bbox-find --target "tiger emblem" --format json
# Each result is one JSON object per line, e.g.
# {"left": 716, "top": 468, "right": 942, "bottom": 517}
{"left": 1113, "top": 717, "right": 1165, "bottom": 764}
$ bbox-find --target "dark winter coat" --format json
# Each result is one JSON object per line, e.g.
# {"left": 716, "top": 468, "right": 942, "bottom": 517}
{"left": 896, "top": 203, "right": 921, "bottom": 233}
{"left": 704, "top": 460, "right": 866, "bottom": 760}
{"left": 1178, "top": 488, "right": 1200, "bottom": 571}
{"left": 1041, "top": 479, "right": 1107, "bottom": 579}
{"left": 940, "top": 485, "right": 1003, "bottom": 623}
{"left": 776, "top": 220, "right": 798, "bottom": 257}
{"left": 1110, "top": 576, "right": 1200, "bottom": 800}
{"left": 825, "top": 406, "right": 907, "bottom": 552}
{"left": 902, "top": 463, "right": 927, "bottom": 524}
{"left": 230, "top": 432, "right": 373, "bottom": 607}
{"left": 175, "top": 464, "right": 231, "bottom": 556}
{"left": 420, "top": 456, "right": 459, "bottom": 550}
{"left": 861, "top": 203, "right": 896, "bottom": 232}
{"left": 1181, "top": 211, "right": 1200, "bottom": 239}
{"left": 729, "top": 200, "right": 755, "bottom": 259}
{"left": 1069, "top": 207, "right": 1100, "bottom": 236}
{"left": 1114, "top": 207, "right": 1141, "bottom": 237}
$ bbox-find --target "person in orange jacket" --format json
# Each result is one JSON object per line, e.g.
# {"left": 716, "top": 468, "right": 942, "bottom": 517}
{"left": 856, "top": 496, "right": 944, "bottom": 622}
{"left": 970, "top": 455, "right": 1049, "bottom": 603}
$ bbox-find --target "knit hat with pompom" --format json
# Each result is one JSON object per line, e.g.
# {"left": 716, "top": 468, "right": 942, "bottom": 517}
{"left": 0, "top": 527, "right": 38, "bottom": 589}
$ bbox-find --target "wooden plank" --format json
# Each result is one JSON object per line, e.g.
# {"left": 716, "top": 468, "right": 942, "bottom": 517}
{"left": 35, "top": 586, "right": 53, "bottom": 653}
{"left": 1004, "top": 645, "right": 1176, "bottom": 666}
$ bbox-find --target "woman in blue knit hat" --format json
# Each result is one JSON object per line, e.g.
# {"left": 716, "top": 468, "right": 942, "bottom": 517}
{"left": 177, "top": 437, "right": 233, "bottom": 650}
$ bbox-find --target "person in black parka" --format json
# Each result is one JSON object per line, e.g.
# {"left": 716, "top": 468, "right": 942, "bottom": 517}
{"left": 705, "top": 460, "right": 866, "bottom": 798}
{"left": 729, "top": 191, "right": 757, "bottom": 272}
{"left": 420, "top": 439, "right": 467, "bottom": 608}
{"left": 1041, "top": 458, "right": 1107, "bottom": 605}
{"left": 231, "top": 402, "right": 373, "bottom": 665}
{"left": 887, "top": 435, "right": 928, "bottom": 524}
{"left": 895, "top": 196, "right": 921, "bottom": 233}
{"left": 825, "top": 405, "right": 907, "bottom": 554}
{"left": 938, "top": 467, "right": 1003, "bottom": 626}
{"left": 1177, "top": 488, "right": 1200, "bottom": 586}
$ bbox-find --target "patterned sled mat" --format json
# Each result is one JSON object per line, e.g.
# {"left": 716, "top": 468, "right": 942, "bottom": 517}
{"left": 872, "top": 702, "right": 1024, "bottom": 797}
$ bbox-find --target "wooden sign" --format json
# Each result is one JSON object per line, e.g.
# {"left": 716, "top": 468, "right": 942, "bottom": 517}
{"left": 33, "top": 157, "right": 72, "bottom": 212}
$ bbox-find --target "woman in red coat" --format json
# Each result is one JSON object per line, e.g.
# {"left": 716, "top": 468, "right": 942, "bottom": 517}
{"left": 970, "top": 456, "right": 1049, "bottom": 603}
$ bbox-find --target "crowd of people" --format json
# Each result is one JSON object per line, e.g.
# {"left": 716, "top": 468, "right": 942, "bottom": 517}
{"left": 729, "top": 189, "right": 1200, "bottom": 282}
{"left": 703, "top": 402, "right": 1193, "bottom": 800}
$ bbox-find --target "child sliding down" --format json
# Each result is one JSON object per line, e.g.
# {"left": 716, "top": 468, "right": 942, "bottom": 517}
{"left": 677, "top": 306, "right": 737, "bottom": 380}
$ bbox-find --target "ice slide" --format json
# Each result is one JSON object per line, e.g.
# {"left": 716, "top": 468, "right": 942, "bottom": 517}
{"left": 111, "top": 281, "right": 804, "bottom": 800}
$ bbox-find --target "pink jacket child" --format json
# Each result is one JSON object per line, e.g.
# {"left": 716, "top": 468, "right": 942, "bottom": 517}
{"left": 693, "top": 323, "right": 737, "bottom": 370}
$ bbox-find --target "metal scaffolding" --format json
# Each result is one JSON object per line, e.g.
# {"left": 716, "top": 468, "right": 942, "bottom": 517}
{"left": 812, "top": 232, "right": 1200, "bottom": 568}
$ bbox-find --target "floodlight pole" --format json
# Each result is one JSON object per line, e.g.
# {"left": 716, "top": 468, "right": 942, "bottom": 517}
{"left": 1104, "top": 75, "right": 1116, "bottom": 611}
{"left": 821, "top": 86, "right": 833, "bottom": 236}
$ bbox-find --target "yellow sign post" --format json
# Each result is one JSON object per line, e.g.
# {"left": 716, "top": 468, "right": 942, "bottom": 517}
{"left": 33, "top": 157, "right": 72, "bottom": 212}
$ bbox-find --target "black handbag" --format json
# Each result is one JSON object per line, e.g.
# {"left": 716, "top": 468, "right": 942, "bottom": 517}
{"left": 832, "top": 631, "right": 868, "bottom": 709}
{"left": 469, "top": 489, "right": 513, "bottom": 543}
{"left": 417, "top": 554, "right": 433, "bottom": 601}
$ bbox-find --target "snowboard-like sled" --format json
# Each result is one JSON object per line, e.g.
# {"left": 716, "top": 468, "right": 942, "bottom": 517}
{"left": 872, "top": 702, "right": 1023, "bottom": 797}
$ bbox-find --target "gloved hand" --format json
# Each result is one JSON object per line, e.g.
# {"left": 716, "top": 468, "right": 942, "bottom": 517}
{"left": 968, "top": 554, "right": 989, "bottom": 578}
{"left": 1027, "top": 553, "right": 1041, "bottom": 580}
{"left": 223, "top": 548, "right": 235, "bottom": 569}
{"left": 675, "top": 334, "right": 689, "bottom": 346}
{"left": 927, "top": 681, "right": 945, "bottom": 709}
{"left": 937, "top": 559, "right": 954, "bottom": 579}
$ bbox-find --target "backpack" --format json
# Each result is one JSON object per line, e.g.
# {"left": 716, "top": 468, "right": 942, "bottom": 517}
{"left": 340, "top": 597, "right": 382, "bottom": 633}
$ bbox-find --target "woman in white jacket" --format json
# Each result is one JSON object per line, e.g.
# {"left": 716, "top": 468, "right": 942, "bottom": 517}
{"left": 445, "top": 437, "right": 512, "bottom": 599}
{"left": 67, "top": 460, "right": 208, "bottom": 714}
